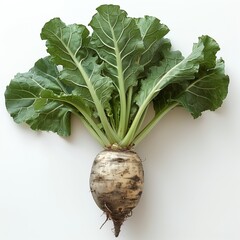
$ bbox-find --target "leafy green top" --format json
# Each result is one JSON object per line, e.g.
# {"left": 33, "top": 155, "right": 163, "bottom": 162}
{"left": 5, "top": 4, "right": 229, "bottom": 149}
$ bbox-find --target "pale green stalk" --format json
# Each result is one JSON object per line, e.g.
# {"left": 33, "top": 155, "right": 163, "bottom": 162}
{"left": 74, "top": 61, "right": 119, "bottom": 144}
{"left": 132, "top": 103, "right": 178, "bottom": 146}
{"left": 111, "top": 29, "right": 127, "bottom": 139}
{"left": 126, "top": 86, "right": 133, "bottom": 132}
{"left": 77, "top": 115, "right": 110, "bottom": 147}
{"left": 120, "top": 88, "right": 155, "bottom": 147}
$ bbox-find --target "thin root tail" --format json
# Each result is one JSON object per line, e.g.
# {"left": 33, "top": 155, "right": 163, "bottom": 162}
{"left": 113, "top": 219, "right": 123, "bottom": 237}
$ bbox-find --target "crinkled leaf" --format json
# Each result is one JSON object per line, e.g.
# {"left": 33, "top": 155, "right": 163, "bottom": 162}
{"left": 5, "top": 57, "right": 72, "bottom": 136}
{"left": 41, "top": 17, "right": 115, "bottom": 117}
{"left": 30, "top": 101, "right": 71, "bottom": 136}
{"left": 41, "top": 17, "right": 117, "bottom": 142}
{"left": 177, "top": 60, "right": 229, "bottom": 117}
{"left": 154, "top": 59, "right": 229, "bottom": 118}
{"left": 135, "top": 16, "right": 169, "bottom": 68}
{"left": 198, "top": 35, "right": 220, "bottom": 69}
{"left": 135, "top": 48, "right": 184, "bottom": 107}
{"left": 135, "top": 35, "right": 218, "bottom": 108}
{"left": 89, "top": 4, "right": 144, "bottom": 91}
{"left": 40, "top": 18, "right": 90, "bottom": 69}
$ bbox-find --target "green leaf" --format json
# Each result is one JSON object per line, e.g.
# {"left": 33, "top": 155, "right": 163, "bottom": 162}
{"left": 40, "top": 18, "right": 90, "bottom": 69}
{"left": 39, "top": 89, "right": 89, "bottom": 114}
{"left": 134, "top": 49, "right": 184, "bottom": 108}
{"left": 121, "top": 35, "right": 225, "bottom": 146}
{"left": 41, "top": 17, "right": 118, "bottom": 143}
{"left": 30, "top": 101, "right": 71, "bottom": 136}
{"left": 88, "top": 4, "right": 146, "bottom": 137}
{"left": 135, "top": 16, "right": 169, "bottom": 68}
{"left": 5, "top": 57, "right": 72, "bottom": 136}
{"left": 153, "top": 36, "right": 229, "bottom": 118}
{"left": 60, "top": 55, "right": 114, "bottom": 113}
{"left": 135, "top": 35, "right": 220, "bottom": 108}
{"left": 89, "top": 4, "right": 144, "bottom": 90}
{"left": 198, "top": 35, "right": 220, "bottom": 69}
{"left": 166, "top": 59, "right": 229, "bottom": 118}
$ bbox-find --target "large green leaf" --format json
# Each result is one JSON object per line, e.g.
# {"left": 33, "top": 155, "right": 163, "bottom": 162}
{"left": 121, "top": 35, "right": 226, "bottom": 146}
{"left": 89, "top": 4, "right": 144, "bottom": 91}
{"left": 41, "top": 17, "right": 117, "bottom": 142}
{"left": 5, "top": 57, "right": 72, "bottom": 136}
{"left": 40, "top": 18, "right": 90, "bottom": 69}
{"left": 152, "top": 35, "right": 229, "bottom": 118}
{"left": 177, "top": 60, "right": 229, "bottom": 117}
{"left": 155, "top": 59, "right": 229, "bottom": 118}
{"left": 89, "top": 5, "right": 146, "bottom": 137}
{"left": 135, "top": 35, "right": 219, "bottom": 108}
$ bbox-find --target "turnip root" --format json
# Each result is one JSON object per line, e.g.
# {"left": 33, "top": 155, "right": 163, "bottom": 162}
{"left": 89, "top": 149, "right": 144, "bottom": 237}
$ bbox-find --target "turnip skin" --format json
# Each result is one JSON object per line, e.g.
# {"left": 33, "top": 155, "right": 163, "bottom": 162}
{"left": 89, "top": 149, "right": 144, "bottom": 237}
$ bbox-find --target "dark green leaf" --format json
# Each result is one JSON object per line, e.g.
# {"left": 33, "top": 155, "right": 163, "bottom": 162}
{"left": 89, "top": 4, "right": 144, "bottom": 91}
{"left": 153, "top": 37, "right": 229, "bottom": 118}
{"left": 41, "top": 17, "right": 115, "bottom": 120}
{"left": 59, "top": 55, "right": 115, "bottom": 117}
{"left": 135, "top": 35, "right": 219, "bottom": 108}
{"left": 135, "top": 16, "right": 169, "bottom": 67}
{"left": 135, "top": 48, "right": 184, "bottom": 107}
{"left": 172, "top": 60, "right": 229, "bottom": 118}
{"left": 5, "top": 57, "right": 72, "bottom": 136}
{"left": 41, "top": 18, "right": 90, "bottom": 69}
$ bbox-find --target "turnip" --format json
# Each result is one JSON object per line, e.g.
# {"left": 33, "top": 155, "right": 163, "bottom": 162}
{"left": 4, "top": 4, "right": 229, "bottom": 237}
{"left": 90, "top": 149, "right": 144, "bottom": 237}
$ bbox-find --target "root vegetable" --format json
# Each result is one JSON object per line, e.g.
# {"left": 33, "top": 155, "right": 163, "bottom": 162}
{"left": 89, "top": 149, "right": 144, "bottom": 237}
{"left": 4, "top": 3, "right": 229, "bottom": 238}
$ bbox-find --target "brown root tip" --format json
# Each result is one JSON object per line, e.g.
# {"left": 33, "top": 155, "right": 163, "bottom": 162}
{"left": 113, "top": 219, "right": 123, "bottom": 237}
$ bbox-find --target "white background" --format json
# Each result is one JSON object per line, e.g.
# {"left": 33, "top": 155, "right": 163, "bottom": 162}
{"left": 0, "top": 0, "right": 239, "bottom": 239}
